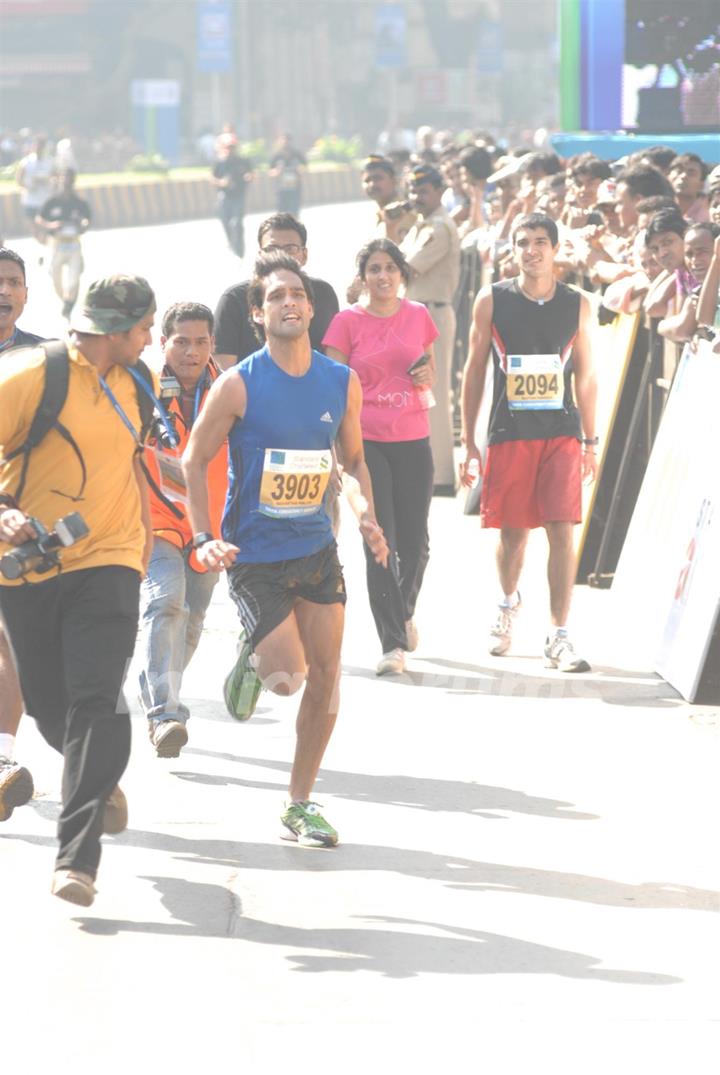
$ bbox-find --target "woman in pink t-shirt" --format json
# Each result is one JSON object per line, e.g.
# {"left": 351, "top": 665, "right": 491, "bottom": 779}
{"left": 323, "top": 238, "right": 439, "bottom": 675}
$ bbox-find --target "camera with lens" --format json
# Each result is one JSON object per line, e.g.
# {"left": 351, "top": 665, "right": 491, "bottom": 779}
{"left": 0, "top": 512, "right": 89, "bottom": 580}
{"left": 150, "top": 410, "right": 179, "bottom": 451}
{"left": 150, "top": 375, "right": 181, "bottom": 451}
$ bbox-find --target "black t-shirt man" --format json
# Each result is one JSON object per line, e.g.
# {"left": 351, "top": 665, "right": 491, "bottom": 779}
{"left": 270, "top": 148, "right": 306, "bottom": 193}
{"left": 212, "top": 155, "right": 252, "bottom": 198}
{"left": 214, "top": 276, "right": 339, "bottom": 365}
{"left": 38, "top": 193, "right": 91, "bottom": 238}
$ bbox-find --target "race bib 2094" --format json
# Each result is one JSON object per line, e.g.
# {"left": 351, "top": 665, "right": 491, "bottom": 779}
{"left": 506, "top": 354, "right": 564, "bottom": 411}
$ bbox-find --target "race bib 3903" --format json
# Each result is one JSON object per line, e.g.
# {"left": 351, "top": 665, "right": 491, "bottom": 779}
{"left": 258, "top": 448, "right": 332, "bottom": 518}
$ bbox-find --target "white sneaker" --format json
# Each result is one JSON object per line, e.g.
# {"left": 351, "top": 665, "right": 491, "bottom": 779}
{"left": 488, "top": 596, "right": 521, "bottom": 656}
{"left": 405, "top": 618, "right": 419, "bottom": 652}
{"left": 51, "top": 869, "right": 96, "bottom": 907}
{"left": 544, "top": 633, "right": 591, "bottom": 673}
{"left": 376, "top": 648, "right": 406, "bottom": 676}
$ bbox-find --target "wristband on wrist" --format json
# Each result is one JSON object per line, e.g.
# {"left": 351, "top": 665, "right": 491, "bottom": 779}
{"left": 191, "top": 531, "right": 214, "bottom": 549}
{"left": 582, "top": 436, "right": 599, "bottom": 446}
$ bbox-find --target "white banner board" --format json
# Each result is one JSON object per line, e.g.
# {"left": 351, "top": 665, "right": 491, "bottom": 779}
{"left": 611, "top": 341, "right": 720, "bottom": 701}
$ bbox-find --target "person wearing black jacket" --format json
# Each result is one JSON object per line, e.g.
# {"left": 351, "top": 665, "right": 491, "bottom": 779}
{"left": 0, "top": 247, "right": 43, "bottom": 354}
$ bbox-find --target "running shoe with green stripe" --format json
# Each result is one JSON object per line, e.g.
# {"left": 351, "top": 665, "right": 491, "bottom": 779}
{"left": 280, "top": 801, "right": 339, "bottom": 847}
{"left": 223, "top": 637, "right": 262, "bottom": 721}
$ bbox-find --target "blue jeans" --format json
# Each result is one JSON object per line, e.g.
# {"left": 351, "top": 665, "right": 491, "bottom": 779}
{"left": 139, "top": 539, "right": 217, "bottom": 725}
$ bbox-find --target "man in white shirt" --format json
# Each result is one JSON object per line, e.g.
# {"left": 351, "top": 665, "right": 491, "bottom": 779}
{"left": 16, "top": 135, "right": 55, "bottom": 253}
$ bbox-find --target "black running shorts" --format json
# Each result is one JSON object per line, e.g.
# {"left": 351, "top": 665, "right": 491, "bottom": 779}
{"left": 227, "top": 541, "right": 347, "bottom": 648}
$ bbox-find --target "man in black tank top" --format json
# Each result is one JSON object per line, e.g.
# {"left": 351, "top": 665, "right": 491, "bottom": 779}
{"left": 460, "top": 213, "right": 598, "bottom": 672}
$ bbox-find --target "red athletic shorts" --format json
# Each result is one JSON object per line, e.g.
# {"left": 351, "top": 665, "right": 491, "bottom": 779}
{"left": 480, "top": 435, "right": 581, "bottom": 529}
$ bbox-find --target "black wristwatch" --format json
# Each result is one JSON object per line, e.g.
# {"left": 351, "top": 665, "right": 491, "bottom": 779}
{"left": 696, "top": 325, "right": 716, "bottom": 343}
{"left": 191, "top": 531, "right": 214, "bottom": 548}
{"left": 582, "top": 436, "right": 599, "bottom": 446}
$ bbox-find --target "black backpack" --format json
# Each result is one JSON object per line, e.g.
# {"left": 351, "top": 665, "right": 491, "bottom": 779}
{"left": 3, "top": 340, "right": 181, "bottom": 517}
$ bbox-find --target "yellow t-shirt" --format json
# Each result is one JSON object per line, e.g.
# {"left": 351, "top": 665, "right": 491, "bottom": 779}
{"left": 0, "top": 344, "right": 145, "bottom": 585}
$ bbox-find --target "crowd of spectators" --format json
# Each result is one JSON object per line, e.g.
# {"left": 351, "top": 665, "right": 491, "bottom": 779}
{"left": 369, "top": 126, "right": 720, "bottom": 352}
{"left": 1, "top": 128, "right": 141, "bottom": 174}
{"left": 4, "top": 123, "right": 719, "bottom": 351}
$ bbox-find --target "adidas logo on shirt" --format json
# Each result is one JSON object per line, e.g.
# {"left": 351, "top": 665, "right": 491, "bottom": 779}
{"left": 320, "top": 411, "right": 333, "bottom": 423}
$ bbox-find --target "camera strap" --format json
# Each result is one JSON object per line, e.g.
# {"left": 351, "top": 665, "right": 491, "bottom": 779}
{"left": 98, "top": 374, "right": 143, "bottom": 446}
{"left": 192, "top": 378, "right": 203, "bottom": 426}
{"left": 97, "top": 373, "right": 184, "bottom": 521}
{"left": 130, "top": 370, "right": 185, "bottom": 520}
{"left": 128, "top": 366, "right": 178, "bottom": 446}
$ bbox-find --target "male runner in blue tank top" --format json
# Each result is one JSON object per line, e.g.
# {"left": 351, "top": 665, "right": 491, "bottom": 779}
{"left": 183, "top": 253, "right": 388, "bottom": 847}
{"left": 460, "top": 212, "right": 597, "bottom": 672}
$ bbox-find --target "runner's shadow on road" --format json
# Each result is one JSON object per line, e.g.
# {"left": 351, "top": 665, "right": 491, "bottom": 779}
{"left": 181, "top": 750, "right": 598, "bottom": 820}
{"left": 106, "top": 832, "right": 720, "bottom": 914}
{"left": 343, "top": 659, "right": 682, "bottom": 709}
{"left": 73, "top": 876, "right": 680, "bottom": 985}
{"left": 5, "top": 826, "right": 715, "bottom": 916}
{"left": 170, "top": 769, "right": 288, "bottom": 794}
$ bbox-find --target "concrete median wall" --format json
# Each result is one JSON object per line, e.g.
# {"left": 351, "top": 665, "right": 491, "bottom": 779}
{"left": 0, "top": 165, "right": 362, "bottom": 240}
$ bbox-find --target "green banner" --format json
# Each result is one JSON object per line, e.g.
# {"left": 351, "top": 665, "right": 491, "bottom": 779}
{"left": 559, "top": 0, "right": 580, "bottom": 131}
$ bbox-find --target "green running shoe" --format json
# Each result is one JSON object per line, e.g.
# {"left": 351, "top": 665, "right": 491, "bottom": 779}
{"left": 223, "top": 637, "right": 262, "bottom": 721}
{"left": 280, "top": 801, "right": 339, "bottom": 848}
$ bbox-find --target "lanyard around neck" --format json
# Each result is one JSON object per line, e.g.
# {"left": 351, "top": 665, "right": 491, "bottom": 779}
{"left": 129, "top": 366, "right": 178, "bottom": 447}
{"left": 98, "top": 374, "right": 142, "bottom": 445}
{"left": 177, "top": 372, "right": 208, "bottom": 428}
{"left": 97, "top": 368, "right": 177, "bottom": 449}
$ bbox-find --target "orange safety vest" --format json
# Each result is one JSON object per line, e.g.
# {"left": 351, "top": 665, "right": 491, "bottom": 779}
{"left": 144, "top": 361, "right": 228, "bottom": 572}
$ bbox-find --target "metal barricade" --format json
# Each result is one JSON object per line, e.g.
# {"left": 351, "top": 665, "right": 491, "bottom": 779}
{"left": 582, "top": 316, "right": 682, "bottom": 587}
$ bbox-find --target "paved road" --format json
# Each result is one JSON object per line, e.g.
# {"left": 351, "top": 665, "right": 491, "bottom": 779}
{"left": 3, "top": 206, "right": 719, "bottom": 1073}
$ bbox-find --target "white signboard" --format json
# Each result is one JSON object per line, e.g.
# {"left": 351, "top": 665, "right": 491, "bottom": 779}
{"left": 612, "top": 342, "right": 720, "bottom": 700}
{"left": 131, "top": 80, "right": 181, "bottom": 108}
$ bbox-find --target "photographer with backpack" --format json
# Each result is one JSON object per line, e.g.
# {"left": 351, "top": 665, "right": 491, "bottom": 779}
{"left": 0, "top": 275, "right": 158, "bottom": 907}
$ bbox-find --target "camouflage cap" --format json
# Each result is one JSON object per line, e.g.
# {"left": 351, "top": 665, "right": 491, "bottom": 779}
{"left": 71, "top": 274, "right": 156, "bottom": 335}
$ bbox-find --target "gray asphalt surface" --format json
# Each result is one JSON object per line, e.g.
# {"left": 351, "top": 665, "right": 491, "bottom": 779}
{"left": 2, "top": 203, "right": 719, "bottom": 1073}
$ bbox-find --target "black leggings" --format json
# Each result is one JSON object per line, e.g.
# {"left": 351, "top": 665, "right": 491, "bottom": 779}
{"left": 363, "top": 437, "right": 434, "bottom": 652}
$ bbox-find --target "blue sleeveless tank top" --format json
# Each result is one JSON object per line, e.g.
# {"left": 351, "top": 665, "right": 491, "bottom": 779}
{"left": 222, "top": 346, "right": 350, "bottom": 563}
